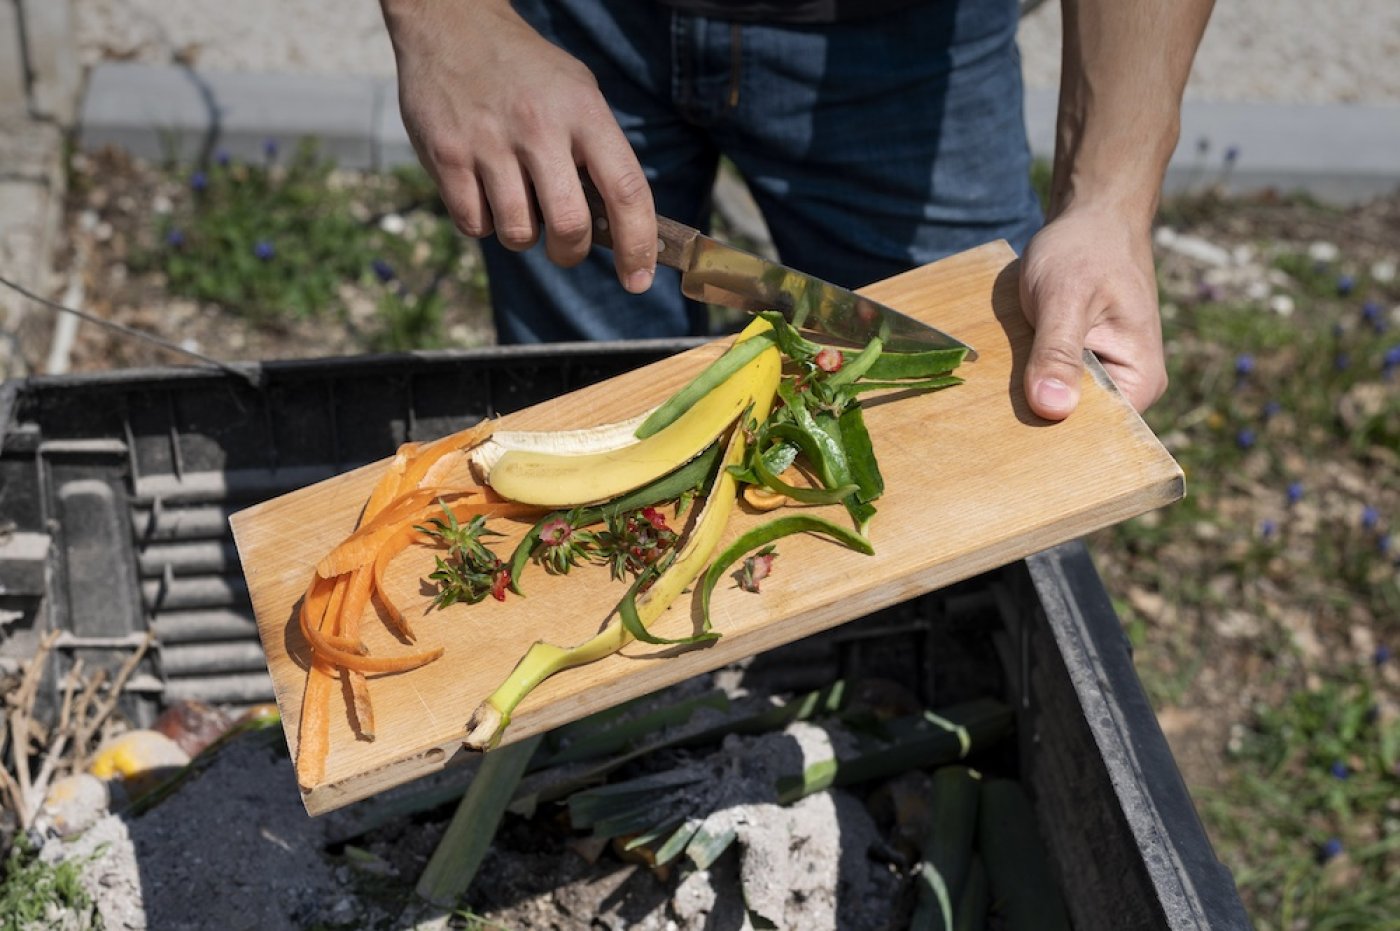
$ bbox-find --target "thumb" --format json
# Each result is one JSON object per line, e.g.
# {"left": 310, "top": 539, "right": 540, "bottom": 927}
{"left": 1022, "top": 296, "right": 1087, "bottom": 422}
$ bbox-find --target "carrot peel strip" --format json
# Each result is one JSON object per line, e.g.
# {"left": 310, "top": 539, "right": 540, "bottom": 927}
{"left": 372, "top": 524, "right": 434, "bottom": 641}
{"left": 295, "top": 664, "right": 335, "bottom": 788}
{"left": 303, "top": 618, "right": 444, "bottom": 674}
{"left": 347, "top": 669, "right": 375, "bottom": 741}
{"left": 398, "top": 420, "right": 494, "bottom": 491}
{"left": 294, "top": 572, "right": 342, "bottom": 788}
{"left": 319, "top": 498, "right": 546, "bottom": 579}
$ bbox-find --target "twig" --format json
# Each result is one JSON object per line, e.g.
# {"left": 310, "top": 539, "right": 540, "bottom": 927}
{"left": 0, "top": 717, "right": 23, "bottom": 818}
{"left": 0, "top": 749, "right": 23, "bottom": 819}
{"left": 4, "top": 631, "right": 59, "bottom": 826}
{"left": 70, "top": 668, "right": 108, "bottom": 772}
{"left": 73, "top": 632, "right": 155, "bottom": 773}
{"left": 27, "top": 660, "right": 85, "bottom": 823}
{"left": 88, "top": 632, "right": 153, "bottom": 735}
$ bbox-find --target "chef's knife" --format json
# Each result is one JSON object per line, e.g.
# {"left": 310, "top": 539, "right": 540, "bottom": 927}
{"left": 581, "top": 181, "right": 976, "bottom": 358}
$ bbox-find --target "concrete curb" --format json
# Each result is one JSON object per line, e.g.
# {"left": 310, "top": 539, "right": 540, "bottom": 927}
{"left": 1024, "top": 88, "right": 1400, "bottom": 205}
{"left": 78, "top": 62, "right": 1400, "bottom": 204}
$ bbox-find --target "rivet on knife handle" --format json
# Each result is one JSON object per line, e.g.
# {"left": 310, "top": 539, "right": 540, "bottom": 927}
{"left": 580, "top": 173, "right": 696, "bottom": 272}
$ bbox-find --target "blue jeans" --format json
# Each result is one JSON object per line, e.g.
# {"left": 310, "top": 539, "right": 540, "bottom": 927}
{"left": 486, "top": 0, "right": 1043, "bottom": 343}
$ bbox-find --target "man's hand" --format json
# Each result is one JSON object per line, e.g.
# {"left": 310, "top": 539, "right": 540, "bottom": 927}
{"left": 1020, "top": 207, "right": 1166, "bottom": 419}
{"left": 379, "top": 0, "right": 657, "bottom": 293}
{"left": 1029, "top": 0, "right": 1214, "bottom": 420}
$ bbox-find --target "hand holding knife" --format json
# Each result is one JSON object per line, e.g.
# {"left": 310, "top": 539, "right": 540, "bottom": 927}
{"left": 580, "top": 176, "right": 975, "bottom": 357}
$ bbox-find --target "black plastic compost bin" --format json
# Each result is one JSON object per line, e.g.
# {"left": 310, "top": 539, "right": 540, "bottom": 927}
{"left": 0, "top": 344, "right": 1252, "bottom": 930}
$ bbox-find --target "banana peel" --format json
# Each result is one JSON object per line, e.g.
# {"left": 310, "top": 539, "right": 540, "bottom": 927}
{"left": 477, "top": 321, "right": 780, "bottom": 507}
{"left": 464, "top": 319, "right": 781, "bottom": 749}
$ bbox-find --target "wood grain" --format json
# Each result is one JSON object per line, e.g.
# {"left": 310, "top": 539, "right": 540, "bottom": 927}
{"left": 229, "top": 241, "right": 1183, "bottom": 815}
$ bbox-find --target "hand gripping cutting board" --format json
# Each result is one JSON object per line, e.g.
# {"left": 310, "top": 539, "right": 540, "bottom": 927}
{"left": 229, "top": 241, "right": 1184, "bottom": 814}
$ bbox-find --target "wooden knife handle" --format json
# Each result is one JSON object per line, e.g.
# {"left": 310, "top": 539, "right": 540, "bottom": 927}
{"left": 580, "top": 173, "right": 697, "bottom": 272}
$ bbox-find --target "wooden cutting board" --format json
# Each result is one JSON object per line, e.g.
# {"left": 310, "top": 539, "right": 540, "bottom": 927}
{"left": 230, "top": 240, "right": 1183, "bottom": 815}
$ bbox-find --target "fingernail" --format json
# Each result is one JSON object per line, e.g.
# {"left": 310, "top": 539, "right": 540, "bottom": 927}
{"left": 1035, "top": 377, "right": 1075, "bottom": 414}
{"left": 625, "top": 268, "right": 654, "bottom": 294}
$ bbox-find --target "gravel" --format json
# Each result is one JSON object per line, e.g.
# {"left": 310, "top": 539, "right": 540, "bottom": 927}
{"left": 73, "top": 0, "right": 1400, "bottom": 104}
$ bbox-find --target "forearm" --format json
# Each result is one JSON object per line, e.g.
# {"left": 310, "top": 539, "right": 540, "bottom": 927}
{"left": 379, "top": 0, "right": 515, "bottom": 66}
{"left": 1051, "top": 0, "right": 1214, "bottom": 227}
{"left": 375, "top": 0, "right": 658, "bottom": 290}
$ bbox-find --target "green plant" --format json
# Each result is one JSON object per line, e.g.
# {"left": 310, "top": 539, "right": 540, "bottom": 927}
{"left": 1200, "top": 676, "right": 1400, "bottom": 931}
{"left": 0, "top": 835, "right": 102, "bottom": 931}
{"left": 143, "top": 141, "right": 372, "bottom": 321}
{"left": 134, "top": 141, "right": 487, "bottom": 344}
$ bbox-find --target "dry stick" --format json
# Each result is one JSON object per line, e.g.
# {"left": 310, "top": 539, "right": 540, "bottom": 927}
{"left": 27, "top": 660, "right": 86, "bottom": 825}
{"left": 69, "top": 669, "right": 109, "bottom": 772}
{"left": 70, "top": 633, "right": 152, "bottom": 772}
{"left": 87, "top": 633, "right": 154, "bottom": 735}
{"left": 6, "top": 631, "right": 59, "bottom": 811}
{"left": 0, "top": 720, "right": 23, "bottom": 820}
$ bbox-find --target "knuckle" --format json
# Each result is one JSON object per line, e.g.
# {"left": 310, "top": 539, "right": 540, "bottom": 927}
{"left": 508, "top": 97, "right": 547, "bottom": 138}
{"left": 548, "top": 208, "right": 592, "bottom": 245}
{"left": 1035, "top": 341, "right": 1083, "bottom": 372}
{"left": 454, "top": 216, "right": 491, "bottom": 239}
{"left": 496, "top": 221, "right": 538, "bottom": 250}
{"left": 1147, "top": 365, "right": 1169, "bottom": 401}
{"left": 621, "top": 240, "right": 656, "bottom": 266}
{"left": 608, "top": 168, "right": 652, "bottom": 208}
{"left": 424, "top": 139, "right": 471, "bottom": 173}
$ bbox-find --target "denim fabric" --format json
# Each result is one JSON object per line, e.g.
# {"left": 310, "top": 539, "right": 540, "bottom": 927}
{"left": 484, "top": 0, "right": 1043, "bottom": 343}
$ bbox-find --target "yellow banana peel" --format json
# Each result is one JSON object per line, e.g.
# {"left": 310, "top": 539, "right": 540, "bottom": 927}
{"left": 483, "top": 320, "right": 781, "bottom": 507}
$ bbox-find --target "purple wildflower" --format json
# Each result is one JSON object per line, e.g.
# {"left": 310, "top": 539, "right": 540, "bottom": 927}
{"left": 1319, "top": 838, "right": 1344, "bottom": 863}
{"left": 1236, "top": 427, "right": 1256, "bottom": 450}
{"left": 1362, "top": 506, "right": 1380, "bottom": 530}
{"left": 1362, "top": 301, "right": 1383, "bottom": 331}
{"left": 1337, "top": 274, "right": 1355, "bottom": 297}
{"left": 1335, "top": 351, "right": 1351, "bottom": 372}
{"left": 1224, "top": 146, "right": 1240, "bottom": 164}
{"left": 165, "top": 228, "right": 185, "bottom": 248}
{"left": 1286, "top": 482, "right": 1305, "bottom": 506}
{"left": 1262, "top": 400, "right": 1282, "bottom": 421}
{"left": 371, "top": 258, "right": 396, "bottom": 283}
{"left": 215, "top": 149, "right": 231, "bottom": 168}
{"left": 263, "top": 137, "right": 279, "bottom": 161}
{"left": 1260, "top": 519, "right": 1278, "bottom": 540}
{"left": 191, "top": 170, "right": 208, "bottom": 193}
{"left": 253, "top": 240, "right": 275, "bottom": 261}
{"left": 1383, "top": 345, "right": 1400, "bottom": 371}
{"left": 1379, "top": 533, "right": 1393, "bottom": 556}
{"left": 1330, "top": 761, "right": 1350, "bottom": 780}
{"left": 1235, "top": 354, "right": 1255, "bottom": 377}
{"left": 1375, "top": 644, "right": 1392, "bottom": 666}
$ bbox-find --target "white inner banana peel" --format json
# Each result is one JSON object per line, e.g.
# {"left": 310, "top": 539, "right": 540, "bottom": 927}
{"left": 468, "top": 410, "right": 653, "bottom": 480}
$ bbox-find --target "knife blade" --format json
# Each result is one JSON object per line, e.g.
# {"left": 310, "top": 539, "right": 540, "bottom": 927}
{"left": 581, "top": 180, "right": 976, "bottom": 357}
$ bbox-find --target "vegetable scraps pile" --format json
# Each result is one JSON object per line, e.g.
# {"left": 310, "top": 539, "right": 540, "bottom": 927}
{"left": 293, "top": 313, "right": 965, "bottom": 788}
